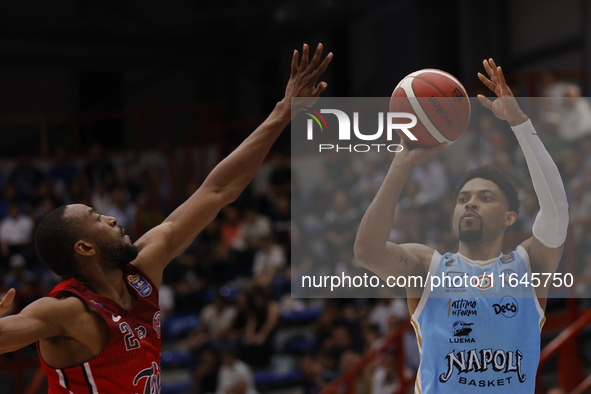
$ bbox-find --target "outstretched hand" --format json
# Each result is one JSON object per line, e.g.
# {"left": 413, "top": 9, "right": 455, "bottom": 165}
{"left": 477, "top": 58, "right": 528, "bottom": 126}
{"left": 283, "top": 43, "right": 333, "bottom": 114}
{"left": 0, "top": 288, "right": 15, "bottom": 316}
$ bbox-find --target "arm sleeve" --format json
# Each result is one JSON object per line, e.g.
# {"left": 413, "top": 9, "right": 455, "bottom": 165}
{"left": 511, "top": 119, "right": 569, "bottom": 248}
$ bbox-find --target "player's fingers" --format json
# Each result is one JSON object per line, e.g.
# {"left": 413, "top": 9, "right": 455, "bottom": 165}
{"left": 477, "top": 72, "right": 496, "bottom": 92}
{"left": 300, "top": 43, "right": 309, "bottom": 70}
{"left": 489, "top": 58, "right": 498, "bottom": 71}
{"left": 313, "top": 82, "right": 328, "bottom": 97}
{"left": 424, "top": 142, "right": 449, "bottom": 156}
{"left": 308, "top": 43, "right": 324, "bottom": 71}
{"left": 312, "top": 52, "right": 333, "bottom": 80}
{"left": 477, "top": 94, "right": 493, "bottom": 109}
{"left": 497, "top": 66, "right": 511, "bottom": 95}
{"left": 291, "top": 50, "right": 299, "bottom": 77}
{"left": 483, "top": 59, "right": 497, "bottom": 83}
{"left": 0, "top": 288, "right": 15, "bottom": 308}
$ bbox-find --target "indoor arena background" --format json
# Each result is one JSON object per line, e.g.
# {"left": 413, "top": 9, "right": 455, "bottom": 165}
{"left": 0, "top": 1, "right": 590, "bottom": 393}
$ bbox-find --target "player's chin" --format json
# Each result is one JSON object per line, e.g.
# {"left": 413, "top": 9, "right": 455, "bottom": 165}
{"left": 458, "top": 229, "right": 483, "bottom": 243}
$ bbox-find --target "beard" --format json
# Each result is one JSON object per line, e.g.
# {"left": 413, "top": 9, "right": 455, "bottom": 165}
{"left": 97, "top": 239, "right": 139, "bottom": 268}
{"left": 458, "top": 221, "right": 484, "bottom": 243}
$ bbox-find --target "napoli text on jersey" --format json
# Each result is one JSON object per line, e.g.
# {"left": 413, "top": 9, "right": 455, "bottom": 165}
{"left": 411, "top": 246, "right": 544, "bottom": 393}
{"left": 37, "top": 264, "right": 162, "bottom": 393}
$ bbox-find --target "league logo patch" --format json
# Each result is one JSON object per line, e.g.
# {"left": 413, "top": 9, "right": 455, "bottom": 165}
{"left": 500, "top": 253, "right": 515, "bottom": 264}
{"left": 153, "top": 311, "right": 161, "bottom": 339}
{"left": 127, "top": 274, "right": 152, "bottom": 297}
{"left": 501, "top": 269, "right": 516, "bottom": 285}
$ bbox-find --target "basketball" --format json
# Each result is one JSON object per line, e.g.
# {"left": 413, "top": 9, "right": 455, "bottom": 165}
{"left": 390, "top": 69, "right": 470, "bottom": 148}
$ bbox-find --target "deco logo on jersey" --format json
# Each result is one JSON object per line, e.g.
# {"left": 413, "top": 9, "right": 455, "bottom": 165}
{"left": 493, "top": 296, "right": 518, "bottom": 318}
{"left": 127, "top": 274, "right": 152, "bottom": 297}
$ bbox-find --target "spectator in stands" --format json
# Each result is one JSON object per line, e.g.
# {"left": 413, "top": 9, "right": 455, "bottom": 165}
{"left": 240, "top": 208, "right": 272, "bottom": 250}
{"left": 227, "top": 290, "right": 250, "bottom": 343}
{"left": 158, "top": 282, "right": 175, "bottom": 320}
{"left": 355, "top": 158, "right": 386, "bottom": 211}
{"left": 3, "top": 254, "right": 36, "bottom": 289}
{"left": 300, "top": 355, "right": 326, "bottom": 394}
{"left": 105, "top": 187, "right": 136, "bottom": 231}
{"left": 8, "top": 153, "right": 45, "bottom": 201}
{"left": 68, "top": 175, "right": 92, "bottom": 207}
{"left": 363, "top": 323, "right": 384, "bottom": 352}
{"left": 268, "top": 152, "right": 292, "bottom": 200}
{"left": 559, "top": 84, "right": 591, "bottom": 141}
{"left": 91, "top": 180, "right": 112, "bottom": 215}
{"left": 132, "top": 191, "right": 165, "bottom": 240}
{"left": 187, "top": 292, "right": 238, "bottom": 350}
{"left": 514, "top": 192, "right": 538, "bottom": 233}
{"left": 220, "top": 205, "right": 245, "bottom": 251}
{"left": 0, "top": 184, "right": 26, "bottom": 220}
{"left": 0, "top": 202, "right": 34, "bottom": 261}
{"left": 320, "top": 325, "right": 353, "bottom": 370}
{"left": 539, "top": 112, "right": 570, "bottom": 173}
{"left": 339, "top": 350, "right": 363, "bottom": 392}
{"left": 83, "top": 142, "right": 114, "bottom": 188}
{"left": 48, "top": 146, "right": 79, "bottom": 198}
{"left": 324, "top": 190, "right": 359, "bottom": 264}
{"left": 252, "top": 235, "right": 286, "bottom": 287}
{"left": 270, "top": 196, "right": 291, "bottom": 247}
{"left": 368, "top": 298, "right": 408, "bottom": 335}
{"left": 370, "top": 348, "right": 401, "bottom": 394}
{"left": 466, "top": 141, "right": 492, "bottom": 171}
{"left": 193, "top": 348, "right": 220, "bottom": 394}
{"left": 410, "top": 157, "right": 448, "bottom": 204}
{"left": 216, "top": 348, "right": 258, "bottom": 394}
{"left": 242, "top": 286, "right": 280, "bottom": 368}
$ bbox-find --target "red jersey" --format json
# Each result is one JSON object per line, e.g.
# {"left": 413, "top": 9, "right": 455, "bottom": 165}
{"left": 37, "top": 264, "right": 162, "bottom": 394}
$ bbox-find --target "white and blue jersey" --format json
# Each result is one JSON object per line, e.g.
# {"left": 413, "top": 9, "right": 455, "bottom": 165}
{"left": 411, "top": 246, "right": 545, "bottom": 393}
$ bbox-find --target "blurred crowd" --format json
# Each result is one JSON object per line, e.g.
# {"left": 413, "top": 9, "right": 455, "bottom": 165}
{"left": 1, "top": 74, "right": 590, "bottom": 394}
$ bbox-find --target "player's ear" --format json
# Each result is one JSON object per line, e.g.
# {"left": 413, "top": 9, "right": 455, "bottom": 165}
{"left": 74, "top": 240, "right": 96, "bottom": 257}
{"left": 504, "top": 211, "right": 517, "bottom": 228}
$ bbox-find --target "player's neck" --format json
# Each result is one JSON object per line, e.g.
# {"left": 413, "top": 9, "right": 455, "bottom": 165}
{"left": 457, "top": 240, "right": 503, "bottom": 261}
{"left": 80, "top": 266, "right": 135, "bottom": 310}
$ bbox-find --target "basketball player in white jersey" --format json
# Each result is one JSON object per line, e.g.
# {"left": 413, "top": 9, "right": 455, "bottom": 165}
{"left": 355, "top": 59, "right": 569, "bottom": 392}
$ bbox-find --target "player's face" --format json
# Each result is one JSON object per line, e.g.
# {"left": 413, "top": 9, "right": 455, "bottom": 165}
{"left": 452, "top": 178, "right": 513, "bottom": 243}
{"left": 67, "top": 204, "right": 138, "bottom": 268}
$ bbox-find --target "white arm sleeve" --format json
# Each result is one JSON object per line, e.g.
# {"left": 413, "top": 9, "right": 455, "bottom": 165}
{"left": 512, "top": 119, "right": 569, "bottom": 248}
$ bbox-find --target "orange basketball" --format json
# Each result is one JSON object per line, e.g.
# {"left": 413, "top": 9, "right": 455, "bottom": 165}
{"left": 390, "top": 69, "right": 470, "bottom": 148}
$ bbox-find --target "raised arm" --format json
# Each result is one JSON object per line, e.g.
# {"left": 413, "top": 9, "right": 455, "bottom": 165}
{"left": 354, "top": 141, "right": 446, "bottom": 286}
{"left": 132, "top": 44, "right": 333, "bottom": 286}
{"left": 478, "top": 59, "right": 569, "bottom": 283}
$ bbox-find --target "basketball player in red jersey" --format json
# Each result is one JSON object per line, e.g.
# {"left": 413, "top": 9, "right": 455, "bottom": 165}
{"left": 0, "top": 43, "right": 332, "bottom": 393}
